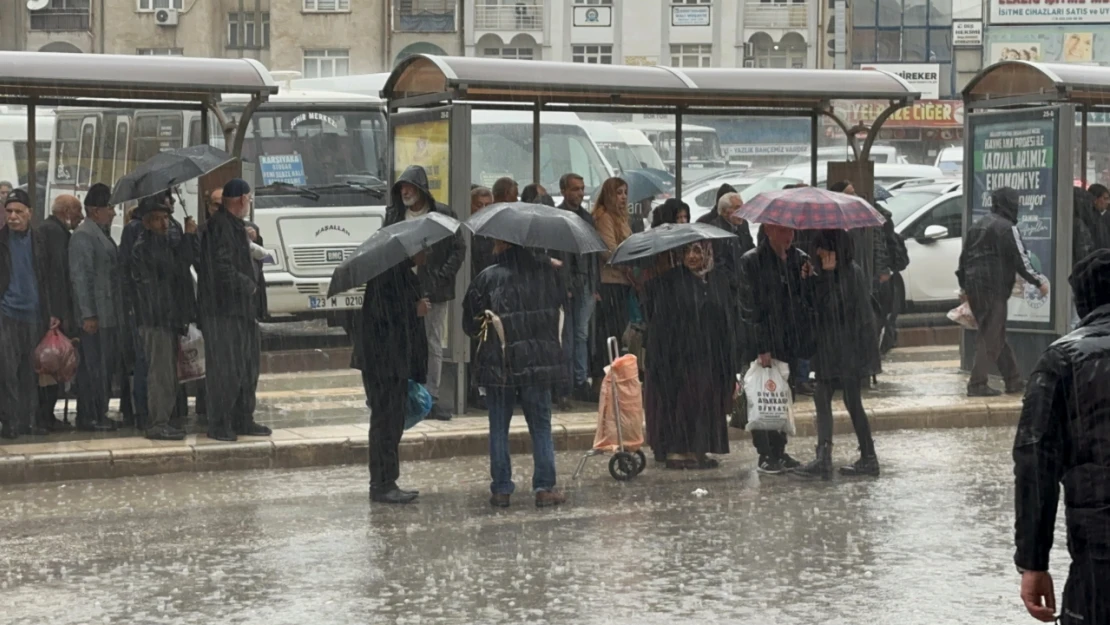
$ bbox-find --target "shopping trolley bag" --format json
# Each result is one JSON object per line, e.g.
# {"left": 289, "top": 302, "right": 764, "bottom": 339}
{"left": 593, "top": 353, "right": 645, "bottom": 453}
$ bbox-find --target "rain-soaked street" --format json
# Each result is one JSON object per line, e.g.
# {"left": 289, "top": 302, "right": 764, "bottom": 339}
{"left": 0, "top": 426, "right": 1062, "bottom": 625}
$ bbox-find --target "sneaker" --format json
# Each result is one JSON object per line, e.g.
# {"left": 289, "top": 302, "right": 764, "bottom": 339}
{"left": 235, "top": 423, "right": 272, "bottom": 437}
{"left": 840, "top": 455, "right": 881, "bottom": 477}
{"left": 757, "top": 457, "right": 786, "bottom": 475}
{"left": 1005, "top": 379, "right": 1027, "bottom": 395}
{"left": 489, "top": 493, "right": 511, "bottom": 508}
{"left": 967, "top": 385, "right": 1002, "bottom": 397}
{"left": 535, "top": 490, "right": 567, "bottom": 508}
{"left": 780, "top": 453, "right": 802, "bottom": 470}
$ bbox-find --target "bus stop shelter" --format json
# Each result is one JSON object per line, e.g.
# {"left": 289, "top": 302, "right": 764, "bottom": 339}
{"left": 381, "top": 54, "right": 920, "bottom": 415}
{"left": 0, "top": 51, "right": 278, "bottom": 204}
{"left": 961, "top": 61, "right": 1110, "bottom": 374}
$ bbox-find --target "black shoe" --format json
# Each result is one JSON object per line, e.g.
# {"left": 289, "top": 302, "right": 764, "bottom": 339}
{"left": 573, "top": 385, "right": 598, "bottom": 403}
{"left": 0, "top": 423, "right": 17, "bottom": 440}
{"left": 146, "top": 426, "right": 186, "bottom": 441}
{"left": 371, "top": 488, "right": 418, "bottom": 504}
{"left": 757, "top": 457, "right": 786, "bottom": 475}
{"left": 19, "top": 425, "right": 50, "bottom": 437}
{"left": 207, "top": 428, "right": 238, "bottom": 442}
{"left": 780, "top": 453, "right": 802, "bottom": 470}
{"left": 556, "top": 396, "right": 574, "bottom": 411}
{"left": 793, "top": 443, "right": 833, "bottom": 480}
{"left": 795, "top": 381, "right": 817, "bottom": 396}
{"left": 1005, "top": 379, "right": 1027, "bottom": 394}
{"left": 967, "top": 385, "right": 1002, "bottom": 397}
{"left": 840, "top": 455, "right": 880, "bottom": 477}
{"left": 234, "top": 423, "right": 272, "bottom": 437}
{"left": 41, "top": 418, "right": 74, "bottom": 433}
{"left": 77, "top": 420, "right": 119, "bottom": 433}
{"left": 430, "top": 405, "right": 453, "bottom": 421}
{"left": 489, "top": 493, "right": 511, "bottom": 508}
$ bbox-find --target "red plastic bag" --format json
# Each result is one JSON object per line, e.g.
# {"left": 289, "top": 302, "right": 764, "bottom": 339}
{"left": 33, "top": 320, "right": 79, "bottom": 384}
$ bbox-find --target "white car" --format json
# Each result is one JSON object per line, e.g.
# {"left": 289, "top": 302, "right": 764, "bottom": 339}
{"left": 885, "top": 185, "right": 964, "bottom": 310}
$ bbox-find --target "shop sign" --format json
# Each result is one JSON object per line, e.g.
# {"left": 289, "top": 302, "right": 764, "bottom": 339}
{"left": 861, "top": 63, "right": 941, "bottom": 99}
{"left": 953, "top": 21, "right": 983, "bottom": 46}
{"left": 672, "top": 5, "right": 710, "bottom": 26}
{"left": 829, "top": 100, "right": 965, "bottom": 128}
{"left": 990, "top": 0, "right": 1110, "bottom": 24}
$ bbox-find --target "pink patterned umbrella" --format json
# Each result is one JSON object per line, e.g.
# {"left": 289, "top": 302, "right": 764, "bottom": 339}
{"left": 733, "top": 187, "right": 886, "bottom": 230}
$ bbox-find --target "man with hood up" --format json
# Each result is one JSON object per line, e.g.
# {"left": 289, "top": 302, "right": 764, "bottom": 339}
{"left": 957, "top": 186, "right": 1048, "bottom": 397}
{"left": 385, "top": 165, "right": 465, "bottom": 421}
{"left": 1012, "top": 248, "right": 1110, "bottom": 625}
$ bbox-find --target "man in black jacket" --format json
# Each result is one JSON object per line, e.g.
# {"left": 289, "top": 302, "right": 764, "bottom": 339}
{"left": 463, "top": 242, "right": 568, "bottom": 509}
{"left": 385, "top": 165, "right": 465, "bottom": 421}
{"left": 738, "top": 224, "right": 813, "bottom": 474}
{"left": 131, "top": 198, "right": 198, "bottom": 441}
{"left": 558, "top": 173, "right": 600, "bottom": 401}
{"left": 957, "top": 187, "right": 1047, "bottom": 397}
{"left": 34, "top": 194, "right": 82, "bottom": 432}
{"left": 1013, "top": 249, "right": 1110, "bottom": 625}
{"left": 197, "top": 179, "right": 271, "bottom": 441}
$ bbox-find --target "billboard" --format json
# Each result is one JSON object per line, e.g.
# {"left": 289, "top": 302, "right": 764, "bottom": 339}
{"left": 393, "top": 117, "right": 450, "bottom": 204}
{"left": 860, "top": 63, "right": 940, "bottom": 99}
{"left": 828, "top": 100, "right": 964, "bottom": 128}
{"left": 990, "top": 0, "right": 1110, "bottom": 24}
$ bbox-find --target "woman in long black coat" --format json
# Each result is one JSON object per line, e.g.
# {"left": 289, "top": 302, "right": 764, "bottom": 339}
{"left": 794, "top": 230, "right": 880, "bottom": 479}
{"left": 644, "top": 242, "right": 735, "bottom": 469}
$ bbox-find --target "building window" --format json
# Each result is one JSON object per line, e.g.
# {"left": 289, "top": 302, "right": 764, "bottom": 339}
{"left": 851, "top": 0, "right": 953, "bottom": 93}
{"left": 303, "top": 49, "right": 350, "bottom": 78}
{"left": 394, "top": 0, "right": 457, "bottom": 32}
{"left": 674, "top": 0, "right": 711, "bottom": 4}
{"left": 482, "top": 47, "right": 534, "bottom": 60}
{"left": 30, "top": 0, "right": 90, "bottom": 32}
{"left": 572, "top": 44, "right": 613, "bottom": 64}
{"left": 137, "top": 0, "right": 183, "bottom": 10}
{"left": 574, "top": 0, "right": 611, "bottom": 4}
{"left": 228, "top": 12, "right": 271, "bottom": 48}
{"left": 749, "top": 32, "right": 807, "bottom": 68}
{"left": 670, "top": 44, "right": 712, "bottom": 67}
{"left": 303, "top": 0, "right": 350, "bottom": 11}
{"left": 137, "top": 48, "right": 184, "bottom": 55}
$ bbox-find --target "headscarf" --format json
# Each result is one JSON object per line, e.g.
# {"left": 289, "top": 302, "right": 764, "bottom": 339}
{"left": 684, "top": 241, "right": 714, "bottom": 278}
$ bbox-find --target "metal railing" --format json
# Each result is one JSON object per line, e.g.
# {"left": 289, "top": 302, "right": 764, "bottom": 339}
{"left": 474, "top": 3, "right": 543, "bottom": 31}
{"left": 743, "top": 1, "right": 809, "bottom": 30}
{"left": 29, "top": 9, "right": 91, "bottom": 32}
{"left": 393, "top": 0, "right": 457, "bottom": 32}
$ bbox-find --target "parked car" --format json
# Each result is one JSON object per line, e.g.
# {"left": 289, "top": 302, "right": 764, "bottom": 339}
{"left": 934, "top": 146, "right": 963, "bottom": 174}
{"left": 884, "top": 188, "right": 964, "bottom": 311}
{"left": 788, "top": 144, "right": 908, "bottom": 167}
{"left": 888, "top": 177, "right": 962, "bottom": 193}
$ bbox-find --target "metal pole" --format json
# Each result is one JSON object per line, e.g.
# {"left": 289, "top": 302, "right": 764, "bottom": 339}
{"left": 810, "top": 113, "right": 819, "bottom": 186}
{"left": 532, "top": 104, "right": 541, "bottom": 184}
{"left": 833, "top": 0, "right": 847, "bottom": 70}
{"left": 1081, "top": 107, "right": 1089, "bottom": 187}
{"left": 27, "top": 100, "right": 36, "bottom": 216}
{"left": 674, "top": 110, "right": 683, "bottom": 195}
{"left": 200, "top": 104, "right": 210, "bottom": 146}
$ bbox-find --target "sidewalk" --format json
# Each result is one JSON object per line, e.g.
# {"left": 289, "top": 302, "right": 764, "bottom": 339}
{"left": 0, "top": 346, "right": 1021, "bottom": 485}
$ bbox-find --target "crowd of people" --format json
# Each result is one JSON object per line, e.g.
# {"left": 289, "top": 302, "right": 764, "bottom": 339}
{"left": 0, "top": 178, "right": 272, "bottom": 442}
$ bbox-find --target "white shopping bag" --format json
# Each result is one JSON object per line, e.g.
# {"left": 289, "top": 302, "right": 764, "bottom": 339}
{"left": 946, "top": 302, "right": 977, "bottom": 330}
{"left": 743, "top": 359, "right": 796, "bottom": 435}
{"left": 177, "top": 324, "right": 206, "bottom": 383}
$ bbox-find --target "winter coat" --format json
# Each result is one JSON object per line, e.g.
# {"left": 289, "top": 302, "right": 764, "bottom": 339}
{"left": 957, "top": 188, "right": 1043, "bottom": 300}
{"left": 1072, "top": 187, "right": 1106, "bottom": 265}
{"left": 69, "top": 219, "right": 123, "bottom": 328}
{"left": 384, "top": 165, "right": 465, "bottom": 303}
{"left": 809, "top": 261, "right": 881, "bottom": 381}
{"left": 357, "top": 263, "right": 428, "bottom": 387}
{"left": 35, "top": 215, "right": 75, "bottom": 334}
{"left": 0, "top": 226, "right": 54, "bottom": 329}
{"left": 594, "top": 208, "right": 633, "bottom": 286}
{"left": 197, "top": 208, "right": 258, "bottom": 320}
{"left": 737, "top": 239, "right": 815, "bottom": 364}
{"left": 462, "top": 245, "right": 567, "bottom": 389}
{"left": 696, "top": 210, "right": 756, "bottom": 290}
{"left": 558, "top": 200, "right": 600, "bottom": 294}
{"left": 131, "top": 228, "right": 198, "bottom": 332}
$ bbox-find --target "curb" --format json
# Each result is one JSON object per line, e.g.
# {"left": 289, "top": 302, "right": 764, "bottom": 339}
{"left": 0, "top": 400, "right": 1020, "bottom": 486}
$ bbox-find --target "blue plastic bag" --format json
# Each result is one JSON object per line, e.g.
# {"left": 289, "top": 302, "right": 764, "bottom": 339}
{"left": 405, "top": 380, "right": 433, "bottom": 430}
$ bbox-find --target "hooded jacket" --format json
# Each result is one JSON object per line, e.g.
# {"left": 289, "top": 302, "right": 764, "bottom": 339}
{"left": 462, "top": 245, "right": 567, "bottom": 389}
{"left": 385, "top": 165, "right": 465, "bottom": 303}
{"left": 957, "top": 187, "right": 1042, "bottom": 299}
{"left": 1013, "top": 250, "right": 1110, "bottom": 600}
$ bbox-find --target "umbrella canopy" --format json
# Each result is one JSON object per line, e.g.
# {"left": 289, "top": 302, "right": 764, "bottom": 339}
{"left": 589, "top": 169, "right": 671, "bottom": 205}
{"left": 873, "top": 183, "right": 893, "bottom": 202}
{"left": 110, "top": 145, "right": 232, "bottom": 205}
{"left": 734, "top": 186, "right": 886, "bottom": 230}
{"left": 327, "top": 212, "right": 460, "bottom": 297}
{"left": 609, "top": 223, "right": 736, "bottom": 266}
{"left": 464, "top": 201, "right": 608, "bottom": 254}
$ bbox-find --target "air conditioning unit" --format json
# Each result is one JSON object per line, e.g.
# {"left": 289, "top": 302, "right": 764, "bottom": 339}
{"left": 155, "top": 8, "right": 179, "bottom": 27}
{"left": 743, "top": 59, "right": 755, "bottom": 68}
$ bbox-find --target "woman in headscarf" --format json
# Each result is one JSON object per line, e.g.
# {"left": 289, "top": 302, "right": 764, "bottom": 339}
{"left": 793, "top": 230, "right": 881, "bottom": 479}
{"left": 644, "top": 241, "right": 735, "bottom": 469}
{"left": 592, "top": 177, "right": 632, "bottom": 374}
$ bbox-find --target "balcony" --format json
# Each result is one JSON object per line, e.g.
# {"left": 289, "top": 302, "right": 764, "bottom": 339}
{"left": 475, "top": 3, "right": 543, "bottom": 31}
{"left": 394, "top": 0, "right": 457, "bottom": 33}
{"left": 29, "top": 9, "right": 91, "bottom": 32}
{"left": 743, "top": 1, "right": 809, "bottom": 30}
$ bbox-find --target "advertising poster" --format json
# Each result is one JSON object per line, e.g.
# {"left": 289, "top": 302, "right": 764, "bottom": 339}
{"left": 969, "top": 108, "right": 1059, "bottom": 326}
{"left": 258, "top": 154, "right": 307, "bottom": 186}
{"left": 990, "top": 0, "right": 1110, "bottom": 24}
{"left": 990, "top": 41, "right": 1042, "bottom": 61}
{"left": 393, "top": 118, "right": 450, "bottom": 205}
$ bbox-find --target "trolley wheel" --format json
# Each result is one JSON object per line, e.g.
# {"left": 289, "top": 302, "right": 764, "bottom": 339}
{"left": 633, "top": 449, "right": 647, "bottom": 475}
{"left": 609, "top": 452, "right": 638, "bottom": 481}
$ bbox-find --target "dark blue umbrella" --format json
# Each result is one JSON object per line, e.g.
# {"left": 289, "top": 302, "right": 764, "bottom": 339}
{"left": 609, "top": 223, "right": 736, "bottom": 266}
{"left": 465, "top": 202, "right": 607, "bottom": 254}
{"left": 327, "top": 212, "right": 460, "bottom": 297}
{"left": 591, "top": 169, "right": 672, "bottom": 205}
{"left": 873, "top": 184, "right": 893, "bottom": 203}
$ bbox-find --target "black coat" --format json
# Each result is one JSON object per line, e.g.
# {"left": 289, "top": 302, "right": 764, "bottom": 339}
{"left": 131, "top": 229, "right": 198, "bottom": 331}
{"left": 462, "top": 245, "right": 567, "bottom": 389}
{"left": 357, "top": 263, "right": 427, "bottom": 388}
{"left": 737, "top": 240, "right": 815, "bottom": 364}
{"left": 35, "top": 215, "right": 75, "bottom": 335}
{"left": 197, "top": 208, "right": 258, "bottom": 320}
{"left": 245, "top": 220, "right": 268, "bottom": 320}
{"left": 957, "top": 188, "right": 1042, "bottom": 299}
{"left": 558, "top": 200, "right": 600, "bottom": 295}
{"left": 385, "top": 166, "right": 466, "bottom": 303}
{"left": 809, "top": 262, "right": 881, "bottom": 381}
{"left": 646, "top": 266, "right": 736, "bottom": 390}
{"left": 0, "top": 226, "right": 54, "bottom": 329}
{"left": 697, "top": 210, "right": 755, "bottom": 359}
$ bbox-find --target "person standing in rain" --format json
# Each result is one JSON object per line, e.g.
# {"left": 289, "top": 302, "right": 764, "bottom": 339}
{"left": 35, "top": 194, "right": 82, "bottom": 432}
{"left": 644, "top": 241, "right": 734, "bottom": 469}
{"left": 957, "top": 187, "right": 1047, "bottom": 397}
{"left": 558, "top": 173, "right": 599, "bottom": 402}
{"left": 738, "top": 223, "right": 811, "bottom": 474}
{"left": 385, "top": 165, "right": 465, "bottom": 422}
{"left": 0, "top": 181, "right": 12, "bottom": 205}
{"left": 360, "top": 254, "right": 429, "bottom": 505}
{"left": 1013, "top": 249, "right": 1110, "bottom": 625}
{"left": 197, "top": 179, "right": 271, "bottom": 441}
{"left": 130, "top": 197, "right": 197, "bottom": 441}
{"left": 592, "top": 177, "right": 633, "bottom": 370}
{"left": 463, "top": 238, "right": 567, "bottom": 509}
{"left": 792, "top": 230, "right": 880, "bottom": 479}
{"left": 70, "top": 184, "right": 122, "bottom": 432}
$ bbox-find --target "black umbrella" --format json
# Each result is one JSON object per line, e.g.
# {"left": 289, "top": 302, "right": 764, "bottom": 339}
{"left": 873, "top": 183, "right": 893, "bottom": 202}
{"left": 327, "top": 212, "right": 460, "bottom": 297}
{"left": 589, "top": 169, "right": 670, "bottom": 205}
{"left": 110, "top": 145, "right": 232, "bottom": 205}
{"left": 464, "top": 202, "right": 607, "bottom": 254}
{"left": 609, "top": 223, "right": 736, "bottom": 266}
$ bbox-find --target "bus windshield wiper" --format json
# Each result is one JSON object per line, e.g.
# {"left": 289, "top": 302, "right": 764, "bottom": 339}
{"left": 255, "top": 182, "right": 321, "bottom": 201}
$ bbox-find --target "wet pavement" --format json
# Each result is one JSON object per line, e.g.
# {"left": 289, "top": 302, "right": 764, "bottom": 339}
{"left": 0, "top": 426, "right": 1065, "bottom": 625}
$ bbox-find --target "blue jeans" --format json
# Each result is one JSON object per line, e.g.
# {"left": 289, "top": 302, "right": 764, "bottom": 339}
{"left": 568, "top": 287, "right": 595, "bottom": 388}
{"left": 792, "top": 358, "right": 811, "bottom": 385}
{"left": 486, "top": 385, "right": 557, "bottom": 495}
